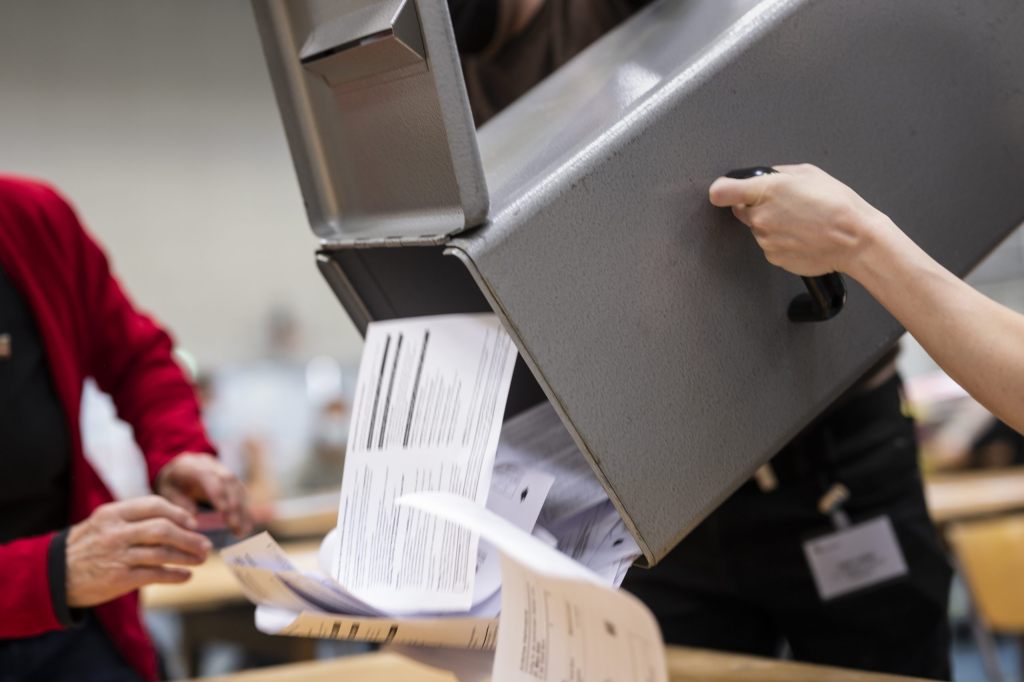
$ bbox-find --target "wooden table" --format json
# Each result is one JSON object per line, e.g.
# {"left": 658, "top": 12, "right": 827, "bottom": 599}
{"left": 265, "top": 492, "right": 338, "bottom": 540}
{"left": 142, "top": 540, "right": 320, "bottom": 611}
{"left": 924, "top": 466, "right": 1024, "bottom": 525}
{"left": 143, "top": 541, "right": 322, "bottom": 675}
{"left": 197, "top": 647, "right": 930, "bottom": 682}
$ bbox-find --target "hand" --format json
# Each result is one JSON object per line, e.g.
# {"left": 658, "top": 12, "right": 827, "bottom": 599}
{"left": 709, "top": 164, "right": 893, "bottom": 277}
{"left": 156, "top": 453, "right": 252, "bottom": 536}
{"left": 66, "top": 496, "right": 210, "bottom": 608}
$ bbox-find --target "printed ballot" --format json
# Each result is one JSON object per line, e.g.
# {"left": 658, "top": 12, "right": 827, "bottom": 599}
{"left": 400, "top": 493, "right": 666, "bottom": 682}
{"left": 334, "top": 314, "right": 518, "bottom": 613}
{"left": 222, "top": 532, "right": 499, "bottom": 649}
{"left": 222, "top": 314, "right": 662, "bottom": 680}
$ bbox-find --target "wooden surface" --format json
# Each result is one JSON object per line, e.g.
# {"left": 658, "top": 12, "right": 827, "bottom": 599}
{"left": 266, "top": 508, "right": 336, "bottom": 539}
{"left": 265, "top": 492, "right": 338, "bottom": 540}
{"left": 947, "top": 514, "right": 1024, "bottom": 632}
{"left": 141, "top": 541, "right": 320, "bottom": 611}
{"left": 924, "top": 466, "right": 1024, "bottom": 525}
{"left": 197, "top": 647, "right": 931, "bottom": 682}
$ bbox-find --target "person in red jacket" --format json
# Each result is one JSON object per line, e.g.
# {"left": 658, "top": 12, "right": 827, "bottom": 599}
{"left": 0, "top": 175, "right": 251, "bottom": 681}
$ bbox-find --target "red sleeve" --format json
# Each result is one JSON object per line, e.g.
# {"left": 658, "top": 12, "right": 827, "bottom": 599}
{"left": 48, "top": 188, "right": 216, "bottom": 485}
{"left": 0, "top": 534, "right": 61, "bottom": 637}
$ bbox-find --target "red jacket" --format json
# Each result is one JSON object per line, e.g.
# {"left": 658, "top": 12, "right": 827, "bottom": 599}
{"left": 0, "top": 176, "right": 215, "bottom": 680}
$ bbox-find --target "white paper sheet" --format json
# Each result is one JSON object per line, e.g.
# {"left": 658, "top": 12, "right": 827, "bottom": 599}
{"left": 224, "top": 533, "right": 500, "bottom": 648}
{"left": 221, "top": 531, "right": 297, "bottom": 572}
{"left": 335, "top": 314, "right": 519, "bottom": 613}
{"left": 549, "top": 501, "right": 639, "bottom": 573}
{"left": 495, "top": 402, "right": 609, "bottom": 527}
{"left": 475, "top": 466, "right": 555, "bottom": 605}
{"left": 399, "top": 492, "right": 667, "bottom": 682}
{"left": 223, "top": 533, "right": 383, "bottom": 615}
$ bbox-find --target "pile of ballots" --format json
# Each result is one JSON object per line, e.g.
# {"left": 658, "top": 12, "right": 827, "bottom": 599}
{"left": 223, "top": 314, "right": 665, "bottom": 682}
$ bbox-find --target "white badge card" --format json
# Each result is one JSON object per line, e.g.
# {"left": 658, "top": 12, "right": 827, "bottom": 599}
{"left": 802, "top": 516, "right": 909, "bottom": 601}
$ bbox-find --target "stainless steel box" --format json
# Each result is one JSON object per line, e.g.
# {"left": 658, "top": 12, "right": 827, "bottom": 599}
{"left": 253, "top": 0, "right": 1024, "bottom": 564}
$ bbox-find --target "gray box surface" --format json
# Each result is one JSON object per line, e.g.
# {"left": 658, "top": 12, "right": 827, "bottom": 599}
{"left": 255, "top": 0, "right": 1024, "bottom": 565}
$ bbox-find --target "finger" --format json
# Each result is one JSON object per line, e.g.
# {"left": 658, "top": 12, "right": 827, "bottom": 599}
{"left": 731, "top": 205, "right": 754, "bottom": 227}
{"left": 195, "top": 469, "right": 231, "bottom": 513}
{"left": 117, "top": 495, "right": 197, "bottom": 529}
{"left": 129, "top": 566, "right": 192, "bottom": 589}
{"left": 126, "top": 545, "right": 206, "bottom": 568}
{"left": 219, "top": 478, "right": 249, "bottom": 536}
{"left": 228, "top": 479, "right": 254, "bottom": 536}
{"left": 235, "top": 488, "right": 254, "bottom": 536}
{"left": 162, "top": 487, "right": 199, "bottom": 516}
{"left": 198, "top": 469, "right": 250, "bottom": 536}
{"left": 709, "top": 176, "right": 770, "bottom": 207}
{"left": 127, "top": 518, "right": 212, "bottom": 559}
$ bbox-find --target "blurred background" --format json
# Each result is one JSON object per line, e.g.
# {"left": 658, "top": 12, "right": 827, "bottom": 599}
{"left": 0, "top": 0, "right": 364, "bottom": 505}
{"left": 2, "top": 0, "right": 1023, "bottom": 679}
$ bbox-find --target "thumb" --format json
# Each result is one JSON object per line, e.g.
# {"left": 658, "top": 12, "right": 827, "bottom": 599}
{"left": 709, "top": 176, "right": 769, "bottom": 208}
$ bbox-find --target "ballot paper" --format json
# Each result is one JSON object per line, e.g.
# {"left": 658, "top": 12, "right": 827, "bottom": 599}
{"left": 495, "top": 401, "right": 642, "bottom": 585}
{"left": 474, "top": 463, "right": 556, "bottom": 607}
{"left": 495, "top": 401, "right": 610, "bottom": 527}
{"left": 223, "top": 350, "right": 650, "bottom": 666}
{"left": 400, "top": 492, "right": 668, "bottom": 682}
{"left": 334, "top": 314, "right": 519, "bottom": 613}
{"left": 223, "top": 532, "right": 500, "bottom": 648}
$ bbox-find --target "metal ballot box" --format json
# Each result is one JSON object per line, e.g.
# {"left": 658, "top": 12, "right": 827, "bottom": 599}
{"left": 252, "top": 0, "right": 1024, "bottom": 565}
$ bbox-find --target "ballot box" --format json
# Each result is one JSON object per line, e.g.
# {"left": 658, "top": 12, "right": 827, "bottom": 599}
{"left": 251, "top": 0, "right": 1024, "bottom": 565}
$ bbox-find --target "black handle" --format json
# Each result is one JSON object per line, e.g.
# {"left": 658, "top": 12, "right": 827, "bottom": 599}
{"left": 724, "top": 166, "right": 846, "bottom": 323}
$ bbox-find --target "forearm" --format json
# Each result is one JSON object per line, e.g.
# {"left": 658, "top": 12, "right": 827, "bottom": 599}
{"left": 850, "top": 217, "right": 1024, "bottom": 432}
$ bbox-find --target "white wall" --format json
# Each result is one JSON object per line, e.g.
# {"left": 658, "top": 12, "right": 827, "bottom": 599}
{"left": 0, "top": 0, "right": 363, "bottom": 367}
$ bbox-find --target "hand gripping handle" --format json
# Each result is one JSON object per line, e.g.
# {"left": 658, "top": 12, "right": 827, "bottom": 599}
{"left": 724, "top": 166, "right": 846, "bottom": 322}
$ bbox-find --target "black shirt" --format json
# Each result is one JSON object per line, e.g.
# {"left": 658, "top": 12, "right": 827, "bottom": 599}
{"left": 448, "top": 0, "right": 500, "bottom": 54}
{"left": 0, "top": 261, "right": 78, "bottom": 626}
{"left": 0, "top": 262, "right": 72, "bottom": 542}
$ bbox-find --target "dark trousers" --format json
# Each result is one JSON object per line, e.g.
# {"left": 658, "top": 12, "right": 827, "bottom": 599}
{"left": 623, "top": 375, "right": 953, "bottom": 680}
{"left": 0, "top": 612, "right": 141, "bottom": 682}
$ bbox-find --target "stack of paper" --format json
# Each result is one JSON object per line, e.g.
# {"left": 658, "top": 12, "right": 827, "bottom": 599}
{"left": 492, "top": 401, "right": 641, "bottom": 589}
{"left": 222, "top": 314, "right": 664, "bottom": 681}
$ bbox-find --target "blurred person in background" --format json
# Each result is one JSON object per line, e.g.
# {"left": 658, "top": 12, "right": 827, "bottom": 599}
{"left": 210, "top": 307, "right": 317, "bottom": 499}
{"left": 0, "top": 176, "right": 251, "bottom": 681}
{"left": 195, "top": 372, "right": 278, "bottom": 521}
{"left": 450, "top": 0, "right": 652, "bottom": 126}
{"left": 298, "top": 396, "right": 351, "bottom": 493}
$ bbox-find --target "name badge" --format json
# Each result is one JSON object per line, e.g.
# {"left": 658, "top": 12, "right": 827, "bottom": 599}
{"left": 802, "top": 515, "right": 908, "bottom": 601}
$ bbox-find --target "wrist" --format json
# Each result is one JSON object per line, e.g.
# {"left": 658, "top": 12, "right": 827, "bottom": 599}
{"left": 50, "top": 529, "right": 85, "bottom": 625}
{"left": 842, "top": 209, "right": 900, "bottom": 282}
{"left": 153, "top": 456, "right": 182, "bottom": 493}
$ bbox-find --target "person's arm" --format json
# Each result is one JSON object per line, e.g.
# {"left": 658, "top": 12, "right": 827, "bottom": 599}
{"left": 709, "top": 163, "right": 1024, "bottom": 434}
{"left": 0, "top": 497, "right": 209, "bottom": 638}
{"left": 43, "top": 187, "right": 250, "bottom": 534}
